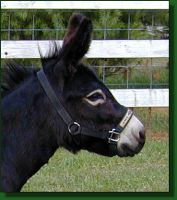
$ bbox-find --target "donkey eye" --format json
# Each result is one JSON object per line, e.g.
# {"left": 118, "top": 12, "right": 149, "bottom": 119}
{"left": 83, "top": 89, "right": 106, "bottom": 106}
{"left": 87, "top": 93, "right": 104, "bottom": 101}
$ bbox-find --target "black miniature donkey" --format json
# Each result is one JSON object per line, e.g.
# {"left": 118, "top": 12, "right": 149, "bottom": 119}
{"left": 1, "top": 14, "right": 145, "bottom": 192}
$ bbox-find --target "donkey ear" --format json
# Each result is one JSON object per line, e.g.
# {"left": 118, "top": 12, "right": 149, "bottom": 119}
{"left": 61, "top": 13, "right": 92, "bottom": 67}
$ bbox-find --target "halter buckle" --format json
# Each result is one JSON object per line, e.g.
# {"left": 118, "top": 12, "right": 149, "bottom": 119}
{"left": 68, "top": 122, "right": 81, "bottom": 135}
{"left": 108, "top": 129, "right": 121, "bottom": 144}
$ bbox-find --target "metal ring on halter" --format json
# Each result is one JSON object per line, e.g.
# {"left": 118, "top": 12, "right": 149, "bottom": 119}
{"left": 68, "top": 122, "right": 81, "bottom": 135}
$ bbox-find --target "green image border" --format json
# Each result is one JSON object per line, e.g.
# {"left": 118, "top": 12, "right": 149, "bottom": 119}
{"left": 0, "top": 0, "right": 176, "bottom": 199}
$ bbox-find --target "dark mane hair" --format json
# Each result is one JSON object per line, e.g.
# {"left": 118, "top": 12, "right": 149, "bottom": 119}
{"left": 1, "top": 43, "right": 62, "bottom": 97}
{"left": 1, "top": 62, "right": 37, "bottom": 97}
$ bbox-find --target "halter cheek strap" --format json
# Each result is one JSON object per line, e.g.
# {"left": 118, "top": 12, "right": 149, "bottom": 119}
{"left": 37, "top": 69, "right": 133, "bottom": 154}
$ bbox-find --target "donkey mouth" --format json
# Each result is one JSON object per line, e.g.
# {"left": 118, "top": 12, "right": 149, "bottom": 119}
{"left": 116, "top": 115, "right": 145, "bottom": 157}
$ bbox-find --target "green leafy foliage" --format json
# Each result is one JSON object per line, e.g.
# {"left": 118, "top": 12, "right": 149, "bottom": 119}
{"left": 1, "top": 9, "right": 169, "bottom": 40}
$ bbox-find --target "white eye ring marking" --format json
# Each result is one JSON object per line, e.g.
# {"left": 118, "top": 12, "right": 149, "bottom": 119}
{"left": 83, "top": 89, "right": 106, "bottom": 106}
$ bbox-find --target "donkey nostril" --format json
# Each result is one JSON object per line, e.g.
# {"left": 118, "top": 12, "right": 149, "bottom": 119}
{"left": 139, "top": 129, "right": 145, "bottom": 140}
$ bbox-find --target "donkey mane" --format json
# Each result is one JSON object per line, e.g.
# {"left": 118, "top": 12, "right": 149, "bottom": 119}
{"left": 1, "top": 43, "right": 62, "bottom": 97}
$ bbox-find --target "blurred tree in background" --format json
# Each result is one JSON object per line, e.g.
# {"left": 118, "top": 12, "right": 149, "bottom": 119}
{"left": 1, "top": 9, "right": 169, "bottom": 40}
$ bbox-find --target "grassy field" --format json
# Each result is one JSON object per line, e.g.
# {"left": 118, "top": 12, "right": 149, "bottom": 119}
{"left": 22, "top": 108, "right": 169, "bottom": 192}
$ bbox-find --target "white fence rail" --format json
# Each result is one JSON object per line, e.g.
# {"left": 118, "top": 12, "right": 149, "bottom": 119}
{"left": 1, "top": 1, "right": 169, "bottom": 107}
{"left": 1, "top": 40, "right": 169, "bottom": 59}
{"left": 111, "top": 89, "right": 169, "bottom": 107}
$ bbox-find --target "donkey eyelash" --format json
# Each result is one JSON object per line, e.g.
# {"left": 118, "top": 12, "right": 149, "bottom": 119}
{"left": 83, "top": 89, "right": 106, "bottom": 106}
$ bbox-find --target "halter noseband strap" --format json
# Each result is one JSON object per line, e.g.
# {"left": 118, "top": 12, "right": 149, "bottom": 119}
{"left": 37, "top": 69, "right": 133, "bottom": 152}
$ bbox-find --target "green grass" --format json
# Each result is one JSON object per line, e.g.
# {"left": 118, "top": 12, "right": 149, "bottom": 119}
{"left": 134, "top": 108, "right": 169, "bottom": 133}
{"left": 22, "top": 109, "right": 169, "bottom": 192}
{"left": 22, "top": 139, "right": 169, "bottom": 192}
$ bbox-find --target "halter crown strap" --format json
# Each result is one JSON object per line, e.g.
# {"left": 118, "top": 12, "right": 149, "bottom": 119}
{"left": 37, "top": 69, "right": 73, "bottom": 125}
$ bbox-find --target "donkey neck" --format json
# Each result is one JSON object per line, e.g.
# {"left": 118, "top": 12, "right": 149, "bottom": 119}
{"left": 1, "top": 76, "right": 61, "bottom": 192}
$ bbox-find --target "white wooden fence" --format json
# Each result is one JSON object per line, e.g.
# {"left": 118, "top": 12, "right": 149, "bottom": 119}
{"left": 1, "top": 40, "right": 169, "bottom": 59}
{"left": 1, "top": 1, "right": 169, "bottom": 107}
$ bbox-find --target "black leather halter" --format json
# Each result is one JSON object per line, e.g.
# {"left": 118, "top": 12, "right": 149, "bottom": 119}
{"left": 37, "top": 69, "right": 133, "bottom": 153}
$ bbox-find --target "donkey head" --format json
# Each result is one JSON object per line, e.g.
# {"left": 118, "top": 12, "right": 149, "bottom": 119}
{"left": 42, "top": 14, "right": 145, "bottom": 157}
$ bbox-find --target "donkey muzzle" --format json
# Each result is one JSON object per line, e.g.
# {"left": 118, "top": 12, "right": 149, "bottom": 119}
{"left": 116, "top": 114, "right": 145, "bottom": 157}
